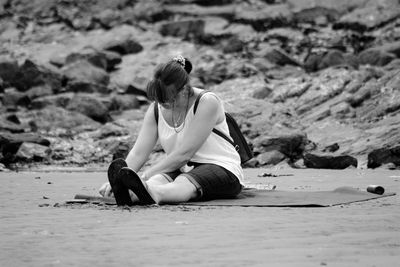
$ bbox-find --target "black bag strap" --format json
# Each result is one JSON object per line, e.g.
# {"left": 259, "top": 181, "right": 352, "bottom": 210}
{"left": 193, "top": 90, "right": 235, "bottom": 147}
{"left": 154, "top": 102, "right": 159, "bottom": 123}
{"left": 193, "top": 90, "right": 209, "bottom": 114}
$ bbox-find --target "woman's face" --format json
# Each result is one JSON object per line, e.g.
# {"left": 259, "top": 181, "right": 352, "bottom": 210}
{"left": 159, "top": 84, "right": 185, "bottom": 109}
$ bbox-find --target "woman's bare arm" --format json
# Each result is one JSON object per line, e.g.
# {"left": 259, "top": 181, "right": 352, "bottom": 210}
{"left": 125, "top": 103, "right": 159, "bottom": 172}
{"left": 143, "top": 94, "right": 223, "bottom": 178}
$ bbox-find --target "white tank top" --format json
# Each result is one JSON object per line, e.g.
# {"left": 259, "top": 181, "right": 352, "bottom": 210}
{"left": 157, "top": 92, "right": 244, "bottom": 184}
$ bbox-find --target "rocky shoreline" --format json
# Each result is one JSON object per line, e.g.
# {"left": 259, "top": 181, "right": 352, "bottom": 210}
{"left": 0, "top": 0, "right": 399, "bottom": 171}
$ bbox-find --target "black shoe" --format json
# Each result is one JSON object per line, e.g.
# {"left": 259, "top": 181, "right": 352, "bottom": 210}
{"left": 119, "top": 167, "right": 156, "bottom": 205}
{"left": 107, "top": 158, "right": 133, "bottom": 206}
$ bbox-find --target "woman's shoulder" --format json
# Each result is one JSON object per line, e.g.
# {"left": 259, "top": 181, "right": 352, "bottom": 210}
{"left": 193, "top": 87, "right": 219, "bottom": 101}
{"left": 192, "top": 88, "right": 222, "bottom": 117}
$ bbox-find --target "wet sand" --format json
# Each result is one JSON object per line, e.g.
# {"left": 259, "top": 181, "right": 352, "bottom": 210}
{"left": 0, "top": 168, "right": 399, "bottom": 267}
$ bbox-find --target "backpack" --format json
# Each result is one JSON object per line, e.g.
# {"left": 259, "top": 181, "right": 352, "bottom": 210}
{"left": 154, "top": 90, "right": 253, "bottom": 164}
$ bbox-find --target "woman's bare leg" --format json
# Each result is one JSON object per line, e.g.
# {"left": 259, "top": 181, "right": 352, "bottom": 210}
{"left": 146, "top": 175, "right": 197, "bottom": 204}
{"left": 129, "top": 174, "right": 171, "bottom": 202}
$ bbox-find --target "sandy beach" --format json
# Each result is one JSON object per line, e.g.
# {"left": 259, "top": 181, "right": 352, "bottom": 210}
{"left": 0, "top": 168, "right": 399, "bottom": 267}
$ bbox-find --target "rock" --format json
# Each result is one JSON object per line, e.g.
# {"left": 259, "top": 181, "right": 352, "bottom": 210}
{"left": 191, "top": 0, "right": 235, "bottom": 5}
{"left": 56, "top": 2, "right": 94, "bottom": 30}
{"left": 94, "top": 9, "right": 121, "bottom": 29}
{"left": 322, "top": 143, "right": 340, "bottom": 153}
{"left": 334, "top": 4, "right": 400, "bottom": 31}
{"left": 358, "top": 48, "right": 396, "bottom": 66}
{"left": 293, "top": 6, "right": 341, "bottom": 24}
{"left": 31, "top": 92, "right": 74, "bottom": 109}
{"left": 15, "top": 142, "right": 51, "bottom": 162}
{"left": 102, "top": 51, "right": 122, "bottom": 71}
{"left": 2, "top": 88, "right": 31, "bottom": 107}
{"left": 330, "top": 102, "right": 351, "bottom": 118}
{"left": 264, "top": 65, "right": 306, "bottom": 80}
{"left": 296, "top": 68, "right": 351, "bottom": 115}
{"left": 12, "top": 60, "right": 63, "bottom": 93}
{"left": 165, "top": 4, "right": 236, "bottom": 19}
{"left": 234, "top": 4, "right": 292, "bottom": 31}
{"left": 0, "top": 132, "right": 50, "bottom": 163}
{"left": 62, "top": 60, "right": 110, "bottom": 93}
{"left": 6, "top": 0, "right": 58, "bottom": 23}
{"left": 263, "top": 47, "right": 301, "bottom": 66}
{"left": 220, "top": 36, "right": 244, "bottom": 53}
{"left": 379, "top": 162, "right": 398, "bottom": 170}
{"left": 384, "top": 58, "right": 400, "bottom": 71}
{"left": 271, "top": 77, "right": 311, "bottom": 102}
{"left": 344, "top": 68, "right": 379, "bottom": 93}
{"left": 0, "top": 56, "right": 19, "bottom": 87}
{"left": 25, "top": 84, "right": 53, "bottom": 101}
{"left": 0, "top": 115, "right": 25, "bottom": 133}
{"left": 101, "top": 38, "right": 143, "bottom": 55}
{"left": 367, "top": 145, "right": 400, "bottom": 169}
{"left": 109, "top": 94, "right": 141, "bottom": 111}
{"left": 0, "top": 132, "right": 50, "bottom": 147}
{"left": 131, "top": 1, "right": 172, "bottom": 23}
{"left": 286, "top": 0, "right": 368, "bottom": 15}
{"left": 159, "top": 19, "right": 206, "bottom": 40}
{"left": 346, "top": 78, "right": 380, "bottom": 107}
{"left": 254, "top": 133, "right": 308, "bottom": 159}
{"left": 96, "top": 136, "right": 132, "bottom": 161}
{"left": 84, "top": 122, "right": 129, "bottom": 140}
{"left": 66, "top": 94, "right": 111, "bottom": 123}
{"left": 304, "top": 153, "right": 358, "bottom": 169}
{"left": 17, "top": 106, "right": 101, "bottom": 133}
{"left": 377, "top": 41, "right": 400, "bottom": 58}
{"left": 65, "top": 46, "right": 108, "bottom": 70}
{"left": 304, "top": 49, "right": 358, "bottom": 72}
{"left": 257, "top": 150, "right": 286, "bottom": 166}
{"left": 252, "top": 86, "right": 273, "bottom": 99}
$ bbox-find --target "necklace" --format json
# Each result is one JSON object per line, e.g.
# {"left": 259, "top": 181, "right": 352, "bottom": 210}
{"left": 172, "top": 92, "right": 190, "bottom": 133}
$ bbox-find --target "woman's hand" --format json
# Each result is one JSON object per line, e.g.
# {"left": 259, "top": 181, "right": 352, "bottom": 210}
{"left": 98, "top": 182, "right": 113, "bottom": 197}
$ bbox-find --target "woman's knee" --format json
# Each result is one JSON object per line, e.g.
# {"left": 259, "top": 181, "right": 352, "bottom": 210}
{"left": 173, "top": 176, "right": 198, "bottom": 197}
{"left": 146, "top": 174, "right": 171, "bottom": 186}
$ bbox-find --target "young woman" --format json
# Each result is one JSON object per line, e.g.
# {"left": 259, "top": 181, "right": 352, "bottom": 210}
{"left": 99, "top": 55, "right": 244, "bottom": 205}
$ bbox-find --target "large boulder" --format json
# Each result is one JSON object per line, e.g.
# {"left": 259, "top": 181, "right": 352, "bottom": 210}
{"left": 358, "top": 48, "right": 396, "bottom": 66}
{"left": 0, "top": 114, "right": 25, "bottom": 133}
{"left": 304, "top": 153, "right": 358, "bottom": 169}
{"left": 0, "top": 56, "right": 19, "bottom": 88}
{"left": 304, "top": 49, "right": 359, "bottom": 72}
{"left": 254, "top": 133, "right": 308, "bottom": 160}
{"left": 62, "top": 60, "right": 110, "bottom": 93}
{"left": 31, "top": 92, "right": 74, "bottom": 109}
{"left": 65, "top": 46, "right": 109, "bottom": 70}
{"left": 15, "top": 142, "right": 51, "bottom": 162}
{"left": 66, "top": 94, "right": 111, "bottom": 123}
{"left": 12, "top": 60, "right": 63, "bottom": 92}
{"left": 367, "top": 145, "right": 400, "bottom": 169}
{"left": 334, "top": 4, "right": 400, "bottom": 31}
{"left": 256, "top": 150, "right": 286, "bottom": 166}
{"left": 159, "top": 19, "right": 206, "bottom": 40}
{"left": 1, "top": 88, "right": 31, "bottom": 107}
{"left": 263, "top": 46, "right": 301, "bottom": 66}
{"left": 234, "top": 4, "right": 292, "bottom": 31}
{"left": 0, "top": 132, "right": 51, "bottom": 163}
{"left": 16, "top": 106, "right": 101, "bottom": 133}
{"left": 131, "top": 1, "right": 172, "bottom": 23}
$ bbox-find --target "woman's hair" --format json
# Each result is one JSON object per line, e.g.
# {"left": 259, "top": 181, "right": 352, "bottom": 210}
{"left": 147, "top": 57, "right": 193, "bottom": 103}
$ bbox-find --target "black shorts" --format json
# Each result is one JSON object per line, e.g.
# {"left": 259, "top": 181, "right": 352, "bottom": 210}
{"left": 162, "top": 163, "right": 242, "bottom": 201}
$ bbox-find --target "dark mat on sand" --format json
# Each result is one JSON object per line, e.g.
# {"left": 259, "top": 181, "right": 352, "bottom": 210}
{"left": 73, "top": 186, "right": 396, "bottom": 207}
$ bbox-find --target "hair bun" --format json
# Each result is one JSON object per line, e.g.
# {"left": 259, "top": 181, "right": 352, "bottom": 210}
{"left": 173, "top": 55, "right": 192, "bottom": 74}
{"left": 183, "top": 57, "right": 192, "bottom": 74}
